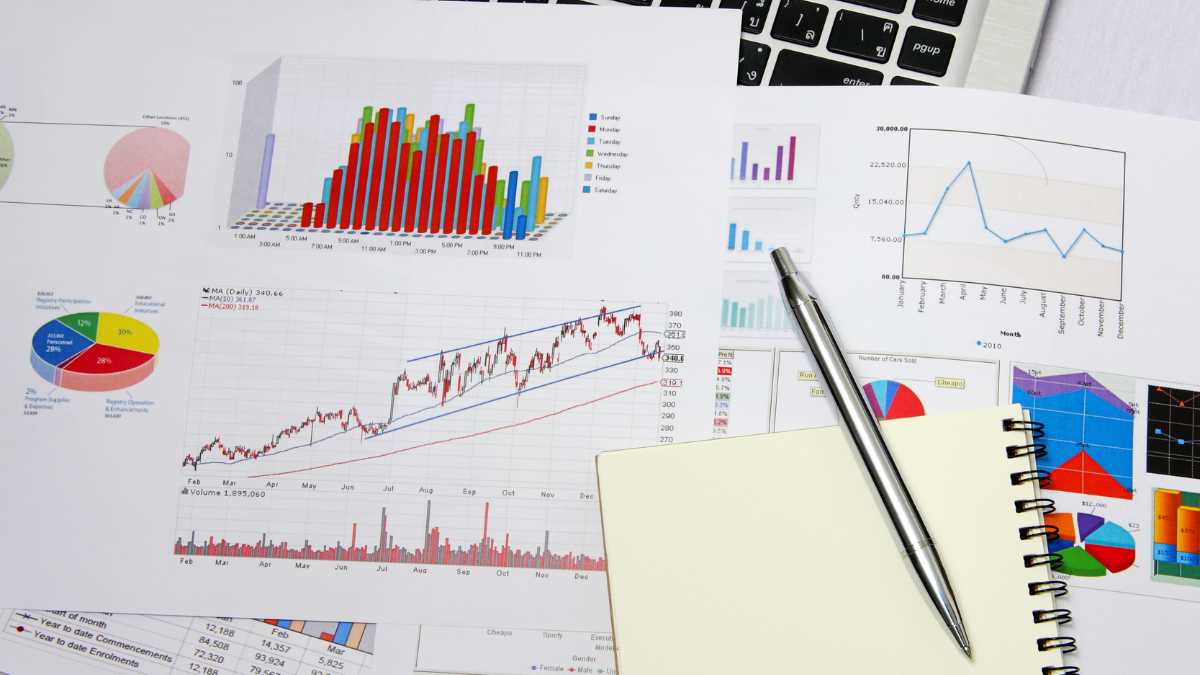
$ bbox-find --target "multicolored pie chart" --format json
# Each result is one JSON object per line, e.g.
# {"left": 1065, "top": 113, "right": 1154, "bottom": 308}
{"left": 31, "top": 312, "right": 159, "bottom": 391}
{"left": 1046, "top": 511, "right": 1135, "bottom": 576}
{"left": 103, "top": 127, "right": 189, "bottom": 209}
{"left": 862, "top": 379, "right": 925, "bottom": 420}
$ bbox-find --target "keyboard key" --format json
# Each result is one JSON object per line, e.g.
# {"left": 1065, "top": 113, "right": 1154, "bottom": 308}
{"left": 769, "top": 49, "right": 883, "bottom": 85}
{"left": 827, "top": 9, "right": 898, "bottom": 63}
{"left": 843, "top": 0, "right": 905, "bottom": 12}
{"left": 556, "top": 0, "right": 596, "bottom": 4}
{"left": 897, "top": 26, "right": 955, "bottom": 76}
{"left": 720, "top": 0, "right": 773, "bottom": 34}
{"left": 891, "top": 75, "right": 935, "bottom": 85}
{"left": 738, "top": 40, "right": 771, "bottom": 85}
{"left": 661, "top": 0, "right": 713, "bottom": 6}
{"left": 612, "top": 0, "right": 652, "bottom": 5}
{"left": 770, "top": 0, "right": 827, "bottom": 47}
{"left": 913, "top": 0, "right": 967, "bottom": 26}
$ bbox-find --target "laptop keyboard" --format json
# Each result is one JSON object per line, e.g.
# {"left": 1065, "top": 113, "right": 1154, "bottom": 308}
{"left": 439, "top": 0, "right": 983, "bottom": 86}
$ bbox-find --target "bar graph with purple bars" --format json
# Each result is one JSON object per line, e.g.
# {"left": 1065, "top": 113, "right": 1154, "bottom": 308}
{"left": 729, "top": 125, "right": 820, "bottom": 189}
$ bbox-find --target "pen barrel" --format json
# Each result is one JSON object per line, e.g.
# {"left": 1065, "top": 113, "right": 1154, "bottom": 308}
{"left": 780, "top": 279, "right": 934, "bottom": 550}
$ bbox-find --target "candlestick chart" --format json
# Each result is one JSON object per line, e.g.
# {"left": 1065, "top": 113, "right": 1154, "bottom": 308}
{"left": 174, "top": 288, "right": 671, "bottom": 570}
{"left": 221, "top": 56, "right": 585, "bottom": 255}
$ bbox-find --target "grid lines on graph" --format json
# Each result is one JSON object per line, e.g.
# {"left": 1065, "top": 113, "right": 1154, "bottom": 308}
{"left": 1147, "top": 384, "right": 1200, "bottom": 479}
{"left": 1012, "top": 365, "right": 1134, "bottom": 500}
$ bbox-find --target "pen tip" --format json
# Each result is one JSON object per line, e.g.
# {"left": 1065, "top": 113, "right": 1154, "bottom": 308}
{"left": 953, "top": 627, "right": 972, "bottom": 659}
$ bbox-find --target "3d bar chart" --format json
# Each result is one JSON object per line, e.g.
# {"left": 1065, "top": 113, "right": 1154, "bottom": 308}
{"left": 224, "top": 57, "right": 585, "bottom": 245}
{"left": 236, "top": 104, "right": 555, "bottom": 240}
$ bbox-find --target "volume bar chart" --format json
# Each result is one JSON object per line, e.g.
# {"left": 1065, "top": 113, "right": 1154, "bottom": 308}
{"left": 176, "top": 502, "right": 606, "bottom": 571}
{"left": 234, "top": 103, "right": 560, "bottom": 241}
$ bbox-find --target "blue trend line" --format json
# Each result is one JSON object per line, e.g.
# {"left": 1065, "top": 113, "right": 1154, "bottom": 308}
{"left": 407, "top": 304, "right": 642, "bottom": 363}
{"left": 197, "top": 336, "right": 658, "bottom": 468}
{"left": 1154, "top": 428, "right": 1200, "bottom": 446}
{"left": 904, "top": 161, "right": 1124, "bottom": 259}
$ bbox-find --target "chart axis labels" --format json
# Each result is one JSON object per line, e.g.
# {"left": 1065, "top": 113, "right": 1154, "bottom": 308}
{"left": 31, "top": 312, "right": 159, "bottom": 391}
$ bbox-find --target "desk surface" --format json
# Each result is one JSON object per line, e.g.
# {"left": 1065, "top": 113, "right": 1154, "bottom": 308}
{"left": 1028, "top": 0, "right": 1200, "bottom": 120}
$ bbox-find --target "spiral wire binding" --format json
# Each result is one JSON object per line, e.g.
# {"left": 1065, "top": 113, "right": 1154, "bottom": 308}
{"left": 1004, "top": 417, "right": 1077, "bottom": 673}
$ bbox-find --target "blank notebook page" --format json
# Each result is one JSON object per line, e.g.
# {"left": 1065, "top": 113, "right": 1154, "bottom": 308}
{"left": 596, "top": 405, "right": 1063, "bottom": 674}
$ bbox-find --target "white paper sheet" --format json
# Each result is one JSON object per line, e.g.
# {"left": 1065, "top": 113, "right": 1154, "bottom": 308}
{"left": 0, "top": 1, "right": 737, "bottom": 631}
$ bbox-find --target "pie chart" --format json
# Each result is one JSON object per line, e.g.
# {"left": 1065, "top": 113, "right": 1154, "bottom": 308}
{"left": 103, "top": 127, "right": 189, "bottom": 209}
{"left": 0, "top": 122, "right": 12, "bottom": 191}
{"left": 31, "top": 312, "right": 159, "bottom": 392}
{"left": 1046, "top": 512, "right": 1135, "bottom": 576}
{"left": 862, "top": 380, "right": 925, "bottom": 420}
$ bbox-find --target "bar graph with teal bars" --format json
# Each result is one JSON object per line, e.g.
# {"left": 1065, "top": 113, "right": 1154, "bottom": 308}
{"left": 720, "top": 293, "right": 790, "bottom": 333}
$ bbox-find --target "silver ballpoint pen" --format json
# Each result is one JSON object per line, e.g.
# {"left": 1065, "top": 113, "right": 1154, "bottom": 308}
{"left": 771, "top": 248, "right": 972, "bottom": 658}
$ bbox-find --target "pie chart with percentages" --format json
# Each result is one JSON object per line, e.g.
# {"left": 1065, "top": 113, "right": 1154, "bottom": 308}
{"left": 1046, "top": 511, "right": 1135, "bottom": 576}
{"left": 862, "top": 380, "right": 925, "bottom": 420}
{"left": 0, "top": 122, "right": 12, "bottom": 191}
{"left": 30, "top": 312, "right": 159, "bottom": 391}
{"left": 103, "top": 127, "right": 189, "bottom": 209}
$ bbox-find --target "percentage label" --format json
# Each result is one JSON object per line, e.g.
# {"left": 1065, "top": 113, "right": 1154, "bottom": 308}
{"left": 96, "top": 357, "right": 112, "bottom": 365}
{"left": 117, "top": 328, "right": 133, "bottom": 335}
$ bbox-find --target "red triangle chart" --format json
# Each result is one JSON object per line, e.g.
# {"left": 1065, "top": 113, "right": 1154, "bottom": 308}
{"left": 1047, "top": 450, "right": 1133, "bottom": 499}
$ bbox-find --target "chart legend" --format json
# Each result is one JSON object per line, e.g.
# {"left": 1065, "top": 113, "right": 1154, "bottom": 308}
{"left": 1012, "top": 365, "right": 1134, "bottom": 499}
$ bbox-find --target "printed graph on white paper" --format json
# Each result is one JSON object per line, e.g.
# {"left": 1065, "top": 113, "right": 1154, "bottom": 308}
{"left": 902, "top": 129, "right": 1125, "bottom": 300}
{"left": 174, "top": 287, "right": 676, "bottom": 572}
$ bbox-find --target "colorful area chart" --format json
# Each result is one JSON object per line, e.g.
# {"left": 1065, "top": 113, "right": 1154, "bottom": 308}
{"left": 1012, "top": 366, "right": 1134, "bottom": 499}
{"left": 0, "top": 122, "right": 12, "bottom": 190}
{"left": 103, "top": 127, "right": 189, "bottom": 209}
{"left": 30, "top": 312, "right": 158, "bottom": 391}
{"left": 862, "top": 380, "right": 925, "bottom": 420}
{"left": 1046, "top": 512, "right": 1135, "bottom": 576}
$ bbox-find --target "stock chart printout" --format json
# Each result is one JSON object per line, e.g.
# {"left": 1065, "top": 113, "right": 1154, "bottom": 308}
{"left": 0, "top": 1, "right": 736, "bottom": 632}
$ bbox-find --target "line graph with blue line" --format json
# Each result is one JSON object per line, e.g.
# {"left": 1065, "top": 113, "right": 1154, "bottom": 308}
{"left": 901, "top": 129, "right": 1126, "bottom": 300}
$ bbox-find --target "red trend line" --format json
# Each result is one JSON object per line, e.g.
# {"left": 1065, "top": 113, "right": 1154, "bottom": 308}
{"left": 183, "top": 306, "right": 658, "bottom": 470}
{"left": 1156, "top": 386, "right": 1200, "bottom": 408}
{"left": 247, "top": 379, "right": 658, "bottom": 479}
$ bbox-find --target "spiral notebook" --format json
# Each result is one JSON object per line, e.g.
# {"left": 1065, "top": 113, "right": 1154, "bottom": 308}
{"left": 596, "top": 405, "right": 1077, "bottom": 674}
